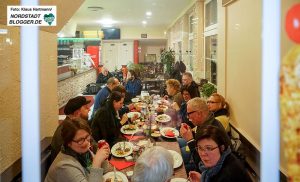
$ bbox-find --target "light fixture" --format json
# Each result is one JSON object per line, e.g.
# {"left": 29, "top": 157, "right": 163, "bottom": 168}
{"left": 87, "top": 6, "right": 104, "bottom": 11}
{"left": 146, "top": 11, "right": 152, "bottom": 16}
{"left": 142, "top": 21, "right": 147, "bottom": 25}
{"left": 98, "top": 19, "right": 117, "bottom": 27}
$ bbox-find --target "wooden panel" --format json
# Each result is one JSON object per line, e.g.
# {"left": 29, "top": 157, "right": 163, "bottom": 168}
{"left": 0, "top": 0, "right": 20, "bottom": 25}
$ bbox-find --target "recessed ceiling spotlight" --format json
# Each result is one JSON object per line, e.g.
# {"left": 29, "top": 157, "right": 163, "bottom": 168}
{"left": 88, "top": 6, "right": 104, "bottom": 11}
{"left": 142, "top": 21, "right": 147, "bottom": 25}
{"left": 146, "top": 11, "right": 152, "bottom": 16}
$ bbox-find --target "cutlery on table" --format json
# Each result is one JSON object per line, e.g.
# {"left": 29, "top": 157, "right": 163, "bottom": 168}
{"left": 113, "top": 166, "right": 117, "bottom": 182}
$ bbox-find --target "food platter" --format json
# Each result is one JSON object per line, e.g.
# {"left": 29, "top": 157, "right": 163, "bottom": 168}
{"left": 168, "top": 150, "right": 183, "bottom": 168}
{"left": 134, "top": 102, "right": 147, "bottom": 108}
{"left": 160, "top": 127, "right": 179, "bottom": 138}
{"left": 131, "top": 97, "right": 139, "bottom": 103}
{"left": 111, "top": 142, "right": 133, "bottom": 157}
{"left": 155, "top": 114, "right": 171, "bottom": 123}
{"left": 120, "top": 124, "right": 139, "bottom": 135}
{"left": 127, "top": 112, "right": 141, "bottom": 119}
{"left": 103, "top": 171, "right": 128, "bottom": 182}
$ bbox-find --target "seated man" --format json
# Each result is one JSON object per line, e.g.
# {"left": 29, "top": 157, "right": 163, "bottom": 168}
{"left": 92, "top": 77, "right": 120, "bottom": 117}
{"left": 132, "top": 146, "right": 174, "bottom": 182}
{"left": 96, "top": 67, "right": 113, "bottom": 84}
{"left": 50, "top": 96, "right": 91, "bottom": 162}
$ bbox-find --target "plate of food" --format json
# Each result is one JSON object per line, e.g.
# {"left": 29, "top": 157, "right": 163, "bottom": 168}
{"left": 127, "top": 112, "right": 141, "bottom": 119}
{"left": 160, "top": 127, "right": 179, "bottom": 139}
{"left": 155, "top": 104, "right": 168, "bottom": 112}
{"left": 134, "top": 102, "right": 147, "bottom": 108}
{"left": 131, "top": 97, "right": 139, "bottom": 103}
{"left": 111, "top": 142, "right": 133, "bottom": 157}
{"left": 120, "top": 124, "right": 139, "bottom": 135}
{"left": 155, "top": 114, "right": 171, "bottom": 123}
{"left": 103, "top": 171, "right": 128, "bottom": 182}
{"left": 168, "top": 150, "right": 183, "bottom": 168}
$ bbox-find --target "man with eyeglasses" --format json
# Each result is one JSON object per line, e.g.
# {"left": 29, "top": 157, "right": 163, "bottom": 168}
{"left": 179, "top": 97, "right": 227, "bottom": 172}
{"left": 50, "top": 96, "right": 91, "bottom": 162}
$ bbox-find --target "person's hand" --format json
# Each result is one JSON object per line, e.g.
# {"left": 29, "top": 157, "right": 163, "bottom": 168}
{"left": 120, "top": 114, "right": 129, "bottom": 125}
{"left": 92, "top": 144, "right": 110, "bottom": 168}
{"left": 180, "top": 123, "right": 193, "bottom": 141}
{"left": 189, "top": 171, "right": 201, "bottom": 182}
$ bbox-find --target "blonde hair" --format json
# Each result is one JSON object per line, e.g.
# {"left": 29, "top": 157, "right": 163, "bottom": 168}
{"left": 166, "top": 79, "right": 181, "bottom": 92}
{"left": 210, "top": 93, "right": 230, "bottom": 115}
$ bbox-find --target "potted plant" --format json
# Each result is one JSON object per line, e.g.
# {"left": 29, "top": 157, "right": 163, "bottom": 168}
{"left": 127, "top": 62, "right": 145, "bottom": 77}
{"left": 160, "top": 48, "right": 175, "bottom": 76}
{"left": 200, "top": 82, "right": 217, "bottom": 98}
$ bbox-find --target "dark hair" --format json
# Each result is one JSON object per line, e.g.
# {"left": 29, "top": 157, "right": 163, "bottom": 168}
{"left": 195, "top": 125, "right": 231, "bottom": 153}
{"left": 112, "top": 85, "right": 126, "bottom": 94}
{"left": 129, "top": 70, "right": 138, "bottom": 78}
{"left": 61, "top": 118, "right": 91, "bottom": 146}
{"left": 181, "top": 85, "right": 198, "bottom": 98}
{"left": 110, "top": 91, "right": 125, "bottom": 102}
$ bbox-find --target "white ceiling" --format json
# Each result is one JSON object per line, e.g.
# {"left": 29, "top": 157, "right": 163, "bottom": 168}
{"left": 70, "top": 0, "right": 194, "bottom": 29}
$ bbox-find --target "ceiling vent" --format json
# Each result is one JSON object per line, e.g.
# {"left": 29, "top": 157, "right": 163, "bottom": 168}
{"left": 88, "top": 6, "right": 104, "bottom": 11}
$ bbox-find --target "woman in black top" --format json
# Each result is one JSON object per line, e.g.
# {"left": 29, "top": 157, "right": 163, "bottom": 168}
{"left": 189, "top": 125, "right": 252, "bottom": 182}
{"left": 91, "top": 91, "right": 128, "bottom": 146}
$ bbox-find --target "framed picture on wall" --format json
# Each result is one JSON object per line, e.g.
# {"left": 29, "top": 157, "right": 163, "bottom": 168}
{"left": 145, "top": 54, "right": 156, "bottom": 62}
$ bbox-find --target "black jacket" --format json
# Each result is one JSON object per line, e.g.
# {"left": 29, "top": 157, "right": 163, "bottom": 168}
{"left": 208, "top": 153, "right": 252, "bottom": 182}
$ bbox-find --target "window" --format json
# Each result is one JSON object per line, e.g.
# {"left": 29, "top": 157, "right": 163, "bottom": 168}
{"left": 204, "top": 0, "right": 218, "bottom": 85}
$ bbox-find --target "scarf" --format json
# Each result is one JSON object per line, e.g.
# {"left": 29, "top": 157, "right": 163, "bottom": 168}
{"left": 199, "top": 147, "right": 231, "bottom": 182}
{"left": 61, "top": 145, "right": 92, "bottom": 173}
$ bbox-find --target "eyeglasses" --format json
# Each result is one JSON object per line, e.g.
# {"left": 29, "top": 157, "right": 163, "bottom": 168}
{"left": 187, "top": 110, "right": 197, "bottom": 116}
{"left": 207, "top": 101, "right": 219, "bottom": 104}
{"left": 72, "top": 135, "right": 91, "bottom": 145}
{"left": 195, "top": 145, "right": 219, "bottom": 152}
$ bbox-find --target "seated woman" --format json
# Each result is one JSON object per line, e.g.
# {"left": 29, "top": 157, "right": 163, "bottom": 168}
{"left": 189, "top": 125, "right": 252, "bottom": 182}
{"left": 207, "top": 93, "right": 230, "bottom": 133}
{"left": 45, "top": 118, "right": 109, "bottom": 182}
{"left": 125, "top": 70, "right": 142, "bottom": 99}
{"left": 91, "top": 91, "right": 128, "bottom": 147}
{"left": 166, "top": 79, "right": 183, "bottom": 107}
{"left": 96, "top": 67, "right": 113, "bottom": 84}
{"left": 132, "top": 146, "right": 174, "bottom": 182}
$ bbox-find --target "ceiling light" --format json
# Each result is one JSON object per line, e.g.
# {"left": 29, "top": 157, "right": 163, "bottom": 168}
{"left": 87, "top": 6, "right": 104, "bottom": 11}
{"left": 98, "top": 19, "right": 117, "bottom": 27}
{"left": 142, "top": 21, "right": 147, "bottom": 25}
{"left": 146, "top": 11, "right": 152, "bottom": 16}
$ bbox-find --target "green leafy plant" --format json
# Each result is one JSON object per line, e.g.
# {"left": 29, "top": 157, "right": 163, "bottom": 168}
{"left": 127, "top": 62, "right": 145, "bottom": 77}
{"left": 160, "top": 48, "right": 175, "bottom": 76}
{"left": 201, "top": 82, "right": 217, "bottom": 98}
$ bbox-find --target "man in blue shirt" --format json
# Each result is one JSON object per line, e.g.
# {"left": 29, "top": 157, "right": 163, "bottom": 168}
{"left": 92, "top": 77, "right": 120, "bottom": 117}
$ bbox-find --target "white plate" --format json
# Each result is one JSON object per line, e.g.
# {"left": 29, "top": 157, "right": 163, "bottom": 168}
{"left": 103, "top": 171, "right": 128, "bottom": 182}
{"left": 168, "top": 150, "right": 183, "bottom": 168}
{"left": 160, "top": 127, "right": 179, "bottom": 139}
{"left": 155, "top": 114, "right": 171, "bottom": 123}
{"left": 127, "top": 112, "right": 141, "bottom": 118}
{"left": 120, "top": 124, "right": 139, "bottom": 135}
{"left": 131, "top": 98, "right": 139, "bottom": 103}
{"left": 170, "top": 178, "right": 188, "bottom": 182}
{"left": 111, "top": 142, "right": 133, "bottom": 158}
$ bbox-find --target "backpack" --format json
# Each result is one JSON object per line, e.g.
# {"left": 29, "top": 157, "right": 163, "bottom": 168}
{"left": 84, "top": 83, "right": 102, "bottom": 95}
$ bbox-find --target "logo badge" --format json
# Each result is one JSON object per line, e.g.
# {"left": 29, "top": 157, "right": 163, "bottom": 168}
{"left": 43, "top": 13, "right": 55, "bottom": 25}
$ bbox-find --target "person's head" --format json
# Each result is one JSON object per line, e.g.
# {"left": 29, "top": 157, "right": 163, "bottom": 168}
{"left": 107, "top": 77, "right": 120, "bottom": 90}
{"left": 61, "top": 118, "right": 91, "bottom": 154}
{"left": 127, "top": 70, "right": 137, "bottom": 80}
{"left": 207, "top": 93, "right": 229, "bottom": 115}
{"left": 182, "top": 72, "right": 193, "bottom": 86}
{"left": 110, "top": 91, "right": 125, "bottom": 111}
{"left": 102, "top": 67, "right": 109, "bottom": 76}
{"left": 132, "top": 146, "right": 174, "bottom": 182}
{"left": 181, "top": 85, "right": 198, "bottom": 102}
{"left": 186, "top": 98, "right": 209, "bottom": 126}
{"left": 195, "top": 125, "right": 231, "bottom": 168}
{"left": 166, "top": 79, "right": 181, "bottom": 96}
{"left": 112, "top": 85, "right": 126, "bottom": 97}
{"left": 64, "top": 96, "right": 91, "bottom": 120}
